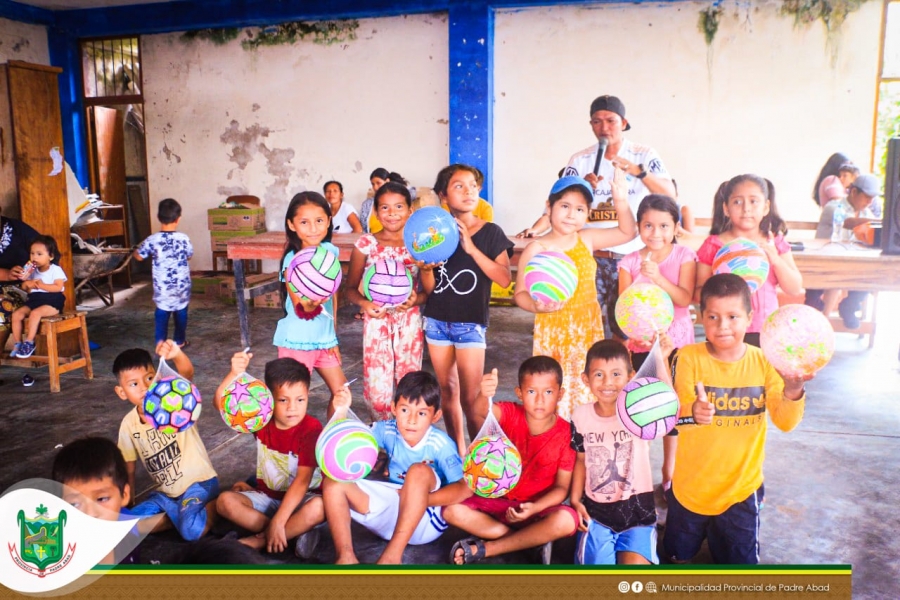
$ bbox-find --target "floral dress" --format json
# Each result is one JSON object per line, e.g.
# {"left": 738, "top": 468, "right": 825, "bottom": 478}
{"left": 532, "top": 238, "right": 604, "bottom": 420}
{"left": 356, "top": 234, "right": 424, "bottom": 420}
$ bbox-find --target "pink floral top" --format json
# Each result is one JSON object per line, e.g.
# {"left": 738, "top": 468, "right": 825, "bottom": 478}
{"left": 354, "top": 233, "right": 420, "bottom": 286}
{"left": 620, "top": 244, "right": 698, "bottom": 350}
{"left": 697, "top": 234, "right": 791, "bottom": 333}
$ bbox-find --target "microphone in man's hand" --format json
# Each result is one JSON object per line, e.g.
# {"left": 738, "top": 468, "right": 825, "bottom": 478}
{"left": 593, "top": 137, "right": 609, "bottom": 177}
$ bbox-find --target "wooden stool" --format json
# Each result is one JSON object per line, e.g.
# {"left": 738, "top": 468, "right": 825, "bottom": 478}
{"left": 1, "top": 312, "right": 94, "bottom": 392}
{"left": 828, "top": 291, "right": 877, "bottom": 348}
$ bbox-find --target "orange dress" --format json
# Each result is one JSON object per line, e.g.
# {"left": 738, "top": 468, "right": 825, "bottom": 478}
{"left": 532, "top": 238, "right": 604, "bottom": 420}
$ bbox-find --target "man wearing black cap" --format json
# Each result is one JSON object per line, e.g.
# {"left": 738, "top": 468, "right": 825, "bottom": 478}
{"left": 518, "top": 95, "right": 675, "bottom": 338}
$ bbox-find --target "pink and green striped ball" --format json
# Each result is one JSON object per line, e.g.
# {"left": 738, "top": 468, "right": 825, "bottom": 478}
{"left": 315, "top": 419, "right": 378, "bottom": 482}
{"left": 523, "top": 251, "right": 578, "bottom": 305}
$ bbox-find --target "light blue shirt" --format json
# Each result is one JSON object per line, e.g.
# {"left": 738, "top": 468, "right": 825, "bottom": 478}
{"left": 371, "top": 420, "right": 464, "bottom": 487}
{"left": 272, "top": 243, "right": 339, "bottom": 351}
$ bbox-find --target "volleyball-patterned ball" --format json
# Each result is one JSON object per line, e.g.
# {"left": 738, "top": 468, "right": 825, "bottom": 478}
{"left": 287, "top": 246, "right": 343, "bottom": 302}
{"left": 761, "top": 304, "right": 835, "bottom": 378}
{"left": 712, "top": 238, "right": 770, "bottom": 294}
{"left": 315, "top": 419, "right": 379, "bottom": 482}
{"left": 523, "top": 251, "right": 578, "bottom": 306}
{"left": 616, "top": 377, "right": 679, "bottom": 441}
{"left": 220, "top": 374, "right": 274, "bottom": 434}
{"left": 463, "top": 434, "right": 522, "bottom": 498}
{"left": 615, "top": 283, "right": 675, "bottom": 342}
{"left": 143, "top": 376, "right": 202, "bottom": 435}
{"left": 362, "top": 259, "right": 414, "bottom": 306}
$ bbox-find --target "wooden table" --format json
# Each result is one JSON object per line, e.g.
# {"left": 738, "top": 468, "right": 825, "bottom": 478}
{"left": 225, "top": 232, "right": 532, "bottom": 346}
{"left": 227, "top": 231, "right": 900, "bottom": 347}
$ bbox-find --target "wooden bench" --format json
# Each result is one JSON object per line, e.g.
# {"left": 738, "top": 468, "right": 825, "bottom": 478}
{"left": 1, "top": 311, "right": 94, "bottom": 392}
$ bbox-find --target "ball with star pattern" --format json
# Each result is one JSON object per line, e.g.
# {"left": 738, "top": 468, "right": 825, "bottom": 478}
{"left": 219, "top": 374, "right": 274, "bottom": 434}
{"left": 463, "top": 434, "right": 522, "bottom": 498}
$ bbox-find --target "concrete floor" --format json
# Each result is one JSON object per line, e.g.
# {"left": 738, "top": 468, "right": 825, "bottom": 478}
{"left": 0, "top": 277, "right": 897, "bottom": 597}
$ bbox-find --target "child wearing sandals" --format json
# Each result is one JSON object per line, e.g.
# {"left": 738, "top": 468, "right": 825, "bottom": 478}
{"left": 444, "top": 357, "right": 580, "bottom": 565}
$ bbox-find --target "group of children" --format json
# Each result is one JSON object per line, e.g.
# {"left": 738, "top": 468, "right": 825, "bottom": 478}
{"left": 48, "top": 162, "right": 813, "bottom": 568}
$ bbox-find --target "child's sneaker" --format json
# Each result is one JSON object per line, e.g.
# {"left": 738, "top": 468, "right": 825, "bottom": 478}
{"left": 294, "top": 527, "right": 321, "bottom": 560}
{"left": 9, "top": 342, "right": 22, "bottom": 358}
{"left": 17, "top": 341, "right": 35, "bottom": 359}
{"left": 22, "top": 374, "right": 34, "bottom": 387}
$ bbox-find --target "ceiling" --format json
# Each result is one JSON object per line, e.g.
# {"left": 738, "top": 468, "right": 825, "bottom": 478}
{"left": 13, "top": 0, "right": 178, "bottom": 9}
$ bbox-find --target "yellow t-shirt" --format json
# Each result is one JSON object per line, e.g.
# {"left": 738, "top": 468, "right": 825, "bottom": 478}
{"left": 118, "top": 407, "right": 217, "bottom": 498}
{"left": 440, "top": 198, "right": 493, "bottom": 222}
{"left": 671, "top": 343, "right": 805, "bottom": 515}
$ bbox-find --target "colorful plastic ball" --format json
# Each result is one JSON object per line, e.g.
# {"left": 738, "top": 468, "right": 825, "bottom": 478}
{"left": 143, "top": 376, "right": 202, "bottom": 435}
{"left": 523, "top": 251, "right": 578, "bottom": 306}
{"left": 315, "top": 419, "right": 379, "bottom": 482}
{"left": 287, "top": 246, "right": 343, "bottom": 302}
{"left": 616, "top": 377, "right": 679, "bottom": 441}
{"left": 463, "top": 434, "right": 522, "bottom": 498}
{"left": 362, "top": 259, "right": 414, "bottom": 306}
{"left": 403, "top": 206, "right": 460, "bottom": 264}
{"left": 761, "top": 304, "right": 835, "bottom": 378}
{"left": 712, "top": 238, "right": 770, "bottom": 294}
{"left": 220, "top": 374, "right": 274, "bottom": 434}
{"left": 615, "top": 283, "right": 675, "bottom": 342}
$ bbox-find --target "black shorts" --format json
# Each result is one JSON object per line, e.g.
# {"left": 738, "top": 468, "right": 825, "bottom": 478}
{"left": 662, "top": 483, "right": 764, "bottom": 564}
{"left": 25, "top": 292, "right": 65, "bottom": 312}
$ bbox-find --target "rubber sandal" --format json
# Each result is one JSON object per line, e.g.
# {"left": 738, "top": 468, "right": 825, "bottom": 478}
{"left": 450, "top": 537, "right": 486, "bottom": 565}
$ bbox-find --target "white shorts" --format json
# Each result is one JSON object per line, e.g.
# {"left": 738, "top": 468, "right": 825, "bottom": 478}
{"left": 350, "top": 479, "right": 448, "bottom": 545}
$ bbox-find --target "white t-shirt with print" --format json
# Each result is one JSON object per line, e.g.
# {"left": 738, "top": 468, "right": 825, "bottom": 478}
{"left": 563, "top": 138, "right": 671, "bottom": 255}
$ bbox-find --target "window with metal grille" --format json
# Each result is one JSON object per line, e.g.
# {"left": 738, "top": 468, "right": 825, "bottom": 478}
{"left": 81, "top": 37, "right": 142, "bottom": 102}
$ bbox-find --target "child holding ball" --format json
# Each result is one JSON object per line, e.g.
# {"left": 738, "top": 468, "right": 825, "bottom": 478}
{"left": 695, "top": 175, "right": 802, "bottom": 346}
{"left": 514, "top": 170, "right": 636, "bottom": 420}
{"left": 345, "top": 182, "right": 431, "bottom": 420}
{"left": 274, "top": 192, "right": 348, "bottom": 400}
{"left": 423, "top": 164, "right": 513, "bottom": 455}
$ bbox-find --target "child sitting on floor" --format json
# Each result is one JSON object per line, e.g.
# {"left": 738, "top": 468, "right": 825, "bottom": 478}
{"left": 322, "top": 371, "right": 468, "bottom": 564}
{"left": 52, "top": 436, "right": 138, "bottom": 565}
{"left": 214, "top": 352, "right": 327, "bottom": 555}
{"left": 113, "top": 341, "right": 218, "bottom": 541}
{"left": 444, "top": 357, "right": 579, "bottom": 565}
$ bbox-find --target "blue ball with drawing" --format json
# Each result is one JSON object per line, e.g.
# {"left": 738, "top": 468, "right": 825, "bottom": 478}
{"left": 403, "top": 206, "right": 460, "bottom": 264}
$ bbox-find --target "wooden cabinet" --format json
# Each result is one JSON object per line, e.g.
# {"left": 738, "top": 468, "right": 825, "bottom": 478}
{"left": 0, "top": 61, "right": 73, "bottom": 312}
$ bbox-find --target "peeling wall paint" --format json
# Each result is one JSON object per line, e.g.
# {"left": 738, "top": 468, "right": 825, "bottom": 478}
{"left": 0, "top": 17, "right": 48, "bottom": 65}
{"left": 142, "top": 13, "right": 449, "bottom": 270}
{"left": 493, "top": 1, "right": 882, "bottom": 233}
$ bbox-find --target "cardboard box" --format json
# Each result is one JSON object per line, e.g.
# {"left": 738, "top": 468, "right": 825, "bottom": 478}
{"left": 207, "top": 205, "right": 266, "bottom": 231}
{"left": 190, "top": 271, "right": 228, "bottom": 297}
{"left": 252, "top": 290, "right": 283, "bottom": 308}
{"left": 210, "top": 229, "right": 264, "bottom": 252}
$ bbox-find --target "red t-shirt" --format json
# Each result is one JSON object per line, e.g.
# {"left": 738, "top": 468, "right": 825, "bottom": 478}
{"left": 497, "top": 402, "right": 575, "bottom": 503}
{"left": 254, "top": 415, "right": 322, "bottom": 500}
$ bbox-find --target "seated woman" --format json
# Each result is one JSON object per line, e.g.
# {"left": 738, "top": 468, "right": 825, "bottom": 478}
{"left": 0, "top": 206, "right": 40, "bottom": 353}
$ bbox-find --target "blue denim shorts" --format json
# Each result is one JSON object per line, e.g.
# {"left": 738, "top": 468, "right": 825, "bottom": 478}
{"left": 423, "top": 317, "right": 486, "bottom": 349}
{"left": 130, "top": 477, "right": 219, "bottom": 541}
{"left": 575, "top": 519, "right": 658, "bottom": 565}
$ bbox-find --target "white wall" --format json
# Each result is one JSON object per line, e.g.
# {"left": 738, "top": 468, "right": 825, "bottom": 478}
{"left": 493, "top": 1, "right": 882, "bottom": 233}
{"left": 0, "top": 17, "right": 48, "bottom": 65}
{"left": 143, "top": 14, "right": 449, "bottom": 269}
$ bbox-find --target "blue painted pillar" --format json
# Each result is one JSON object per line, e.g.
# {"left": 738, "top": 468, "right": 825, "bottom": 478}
{"left": 48, "top": 28, "right": 89, "bottom": 189}
{"left": 448, "top": 2, "right": 493, "bottom": 203}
